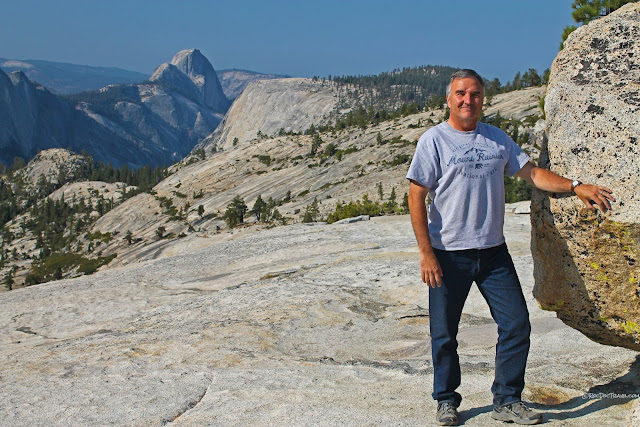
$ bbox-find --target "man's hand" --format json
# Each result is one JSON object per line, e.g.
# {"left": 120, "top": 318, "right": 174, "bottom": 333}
{"left": 409, "top": 180, "right": 444, "bottom": 287}
{"left": 420, "top": 250, "right": 443, "bottom": 288}
{"left": 574, "top": 184, "right": 615, "bottom": 212}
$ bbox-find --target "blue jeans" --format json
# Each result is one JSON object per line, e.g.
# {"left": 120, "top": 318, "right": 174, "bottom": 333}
{"left": 429, "top": 243, "right": 531, "bottom": 407}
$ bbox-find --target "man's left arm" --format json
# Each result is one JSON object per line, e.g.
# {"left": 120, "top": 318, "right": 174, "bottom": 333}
{"left": 515, "top": 161, "right": 615, "bottom": 212}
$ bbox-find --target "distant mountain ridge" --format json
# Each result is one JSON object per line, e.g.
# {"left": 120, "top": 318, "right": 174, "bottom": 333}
{"left": 0, "top": 57, "right": 289, "bottom": 101}
{"left": 0, "top": 49, "right": 230, "bottom": 167}
{"left": 0, "top": 58, "right": 149, "bottom": 94}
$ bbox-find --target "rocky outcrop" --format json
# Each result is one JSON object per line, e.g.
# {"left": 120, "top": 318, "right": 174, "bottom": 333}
{"left": 197, "top": 78, "right": 341, "bottom": 152}
{"left": 168, "top": 48, "right": 230, "bottom": 112}
{"left": 0, "top": 50, "right": 229, "bottom": 168}
{"left": 531, "top": 3, "right": 640, "bottom": 350}
{"left": 217, "top": 69, "right": 288, "bottom": 100}
{"left": 14, "top": 148, "right": 92, "bottom": 188}
{"left": 148, "top": 63, "right": 203, "bottom": 103}
{"left": 483, "top": 86, "right": 545, "bottom": 121}
{"left": 9, "top": 149, "right": 135, "bottom": 205}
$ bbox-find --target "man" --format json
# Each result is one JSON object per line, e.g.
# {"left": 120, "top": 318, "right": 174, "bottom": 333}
{"left": 406, "top": 69, "right": 614, "bottom": 426}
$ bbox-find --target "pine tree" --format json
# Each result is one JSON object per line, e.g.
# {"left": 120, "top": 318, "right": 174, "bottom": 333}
{"left": 224, "top": 196, "right": 247, "bottom": 228}
{"left": 522, "top": 69, "right": 541, "bottom": 87}
{"left": 264, "top": 197, "right": 276, "bottom": 222}
{"left": 3, "top": 270, "right": 14, "bottom": 291}
{"left": 310, "top": 134, "right": 323, "bottom": 156}
{"left": 302, "top": 198, "right": 320, "bottom": 223}
{"left": 252, "top": 195, "right": 266, "bottom": 221}
{"left": 389, "top": 187, "right": 397, "bottom": 205}
{"left": 402, "top": 193, "right": 409, "bottom": 213}
{"left": 156, "top": 226, "right": 166, "bottom": 240}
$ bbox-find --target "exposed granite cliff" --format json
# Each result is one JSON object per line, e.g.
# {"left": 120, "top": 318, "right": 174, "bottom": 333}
{"left": 197, "top": 78, "right": 343, "bottom": 153}
{"left": 217, "top": 69, "right": 288, "bottom": 100}
{"left": 168, "top": 48, "right": 230, "bottom": 112}
{"left": 0, "top": 83, "right": 545, "bottom": 289}
{"left": 0, "top": 50, "right": 229, "bottom": 167}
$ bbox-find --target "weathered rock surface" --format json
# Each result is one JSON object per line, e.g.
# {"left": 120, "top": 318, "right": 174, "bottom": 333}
{"left": 0, "top": 214, "right": 638, "bottom": 426}
{"left": 197, "top": 78, "right": 343, "bottom": 152}
{"left": 217, "top": 69, "right": 289, "bottom": 100}
{"left": 531, "top": 3, "right": 640, "bottom": 350}
{"left": 483, "top": 86, "right": 545, "bottom": 121}
{"left": 0, "top": 83, "right": 548, "bottom": 292}
{"left": 167, "top": 48, "right": 231, "bottom": 113}
{"left": 47, "top": 181, "right": 136, "bottom": 205}
{"left": 13, "top": 148, "right": 92, "bottom": 187}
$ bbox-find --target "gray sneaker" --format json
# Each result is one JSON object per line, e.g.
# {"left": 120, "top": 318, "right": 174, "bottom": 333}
{"left": 491, "top": 401, "right": 542, "bottom": 425}
{"left": 436, "top": 402, "right": 459, "bottom": 426}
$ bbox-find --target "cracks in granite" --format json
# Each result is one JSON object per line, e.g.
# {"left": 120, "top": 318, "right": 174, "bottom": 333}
{"left": 9, "top": 314, "right": 59, "bottom": 342}
{"left": 181, "top": 273, "right": 233, "bottom": 285}
{"left": 14, "top": 326, "right": 57, "bottom": 341}
{"left": 396, "top": 313, "right": 429, "bottom": 321}
{"left": 310, "top": 355, "right": 431, "bottom": 376}
{"left": 163, "top": 376, "right": 213, "bottom": 425}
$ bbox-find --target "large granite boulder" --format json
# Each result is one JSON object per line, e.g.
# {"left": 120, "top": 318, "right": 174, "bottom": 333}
{"left": 531, "top": 3, "right": 640, "bottom": 350}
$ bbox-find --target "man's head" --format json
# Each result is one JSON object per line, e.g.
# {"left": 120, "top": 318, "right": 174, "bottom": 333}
{"left": 446, "top": 69, "right": 484, "bottom": 131}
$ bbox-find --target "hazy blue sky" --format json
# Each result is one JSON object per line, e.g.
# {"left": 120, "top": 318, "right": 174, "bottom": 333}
{"left": 1, "top": 0, "right": 575, "bottom": 84}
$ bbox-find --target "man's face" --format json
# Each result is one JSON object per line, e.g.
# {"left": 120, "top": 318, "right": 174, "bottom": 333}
{"left": 446, "top": 77, "right": 484, "bottom": 131}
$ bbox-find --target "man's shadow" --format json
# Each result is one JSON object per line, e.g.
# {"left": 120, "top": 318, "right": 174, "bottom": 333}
{"left": 457, "top": 404, "right": 494, "bottom": 424}
{"left": 456, "top": 355, "right": 640, "bottom": 424}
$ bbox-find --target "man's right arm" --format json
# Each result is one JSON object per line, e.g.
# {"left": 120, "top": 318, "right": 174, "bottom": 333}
{"left": 408, "top": 180, "right": 443, "bottom": 288}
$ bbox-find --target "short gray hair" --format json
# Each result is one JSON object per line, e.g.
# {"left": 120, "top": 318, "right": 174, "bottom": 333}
{"left": 446, "top": 69, "right": 484, "bottom": 97}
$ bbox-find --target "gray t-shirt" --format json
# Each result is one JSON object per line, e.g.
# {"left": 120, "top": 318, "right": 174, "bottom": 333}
{"left": 406, "top": 121, "right": 529, "bottom": 250}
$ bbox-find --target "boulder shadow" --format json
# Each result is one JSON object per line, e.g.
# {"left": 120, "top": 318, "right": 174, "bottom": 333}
{"left": 538, "top": 354, "right": 640, "bottom": 422}
{"left": 531, "top": 185, "right": 640, "bottom": 351}
{"left": 455, "top": 356, "right": 638, "bottom": 425}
